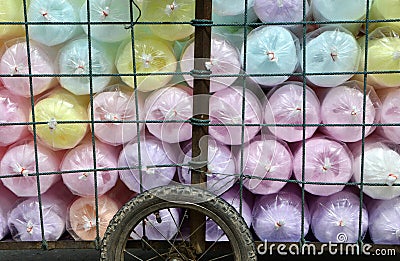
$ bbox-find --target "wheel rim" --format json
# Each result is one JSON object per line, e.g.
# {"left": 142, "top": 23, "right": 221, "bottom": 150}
{"left": 119, "top": 202, "right": 242, "bottom": 261}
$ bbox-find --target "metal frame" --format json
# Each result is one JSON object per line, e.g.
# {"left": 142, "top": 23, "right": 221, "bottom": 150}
{"left": 0, "top": 0, "right": 399, "bottom": 256}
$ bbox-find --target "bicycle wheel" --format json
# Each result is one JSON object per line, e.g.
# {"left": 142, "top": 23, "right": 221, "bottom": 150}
{"left": 100, "top": 185, "right": 257, "bottom": 260}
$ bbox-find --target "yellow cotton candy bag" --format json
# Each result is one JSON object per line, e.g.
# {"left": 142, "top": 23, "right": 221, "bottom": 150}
{"left": 116, "top": 36, "right": 177, "bottom": 92}
{"left": 30, "top": 88, "right": 89, "bottom": 150}
{"left": 356, "top": 27, "right": 400, "bottom": 88}
{"left": 0, "top": 0, "right": 26, "bottom": 41}
{"left": 369, "top": 0, "right": 400, "bottom": 31}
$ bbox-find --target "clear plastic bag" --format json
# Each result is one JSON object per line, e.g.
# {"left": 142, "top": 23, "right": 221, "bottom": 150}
{"left": 0, "top": 139, "right": 61, "bottom": 197}
{"left": 351, "top": 135, "right": 400, "bottom": 200}
{"left": 300, "top": 26, "right": 361, "bottom": 87}
{"left": 66, "top": 178, "right": 135, "bottom": 241}
{"left": 178, "top": 138, "right": 237, "bottom": 196}
{"left": 90, "top": 84, "right": 145, "bottom": 146}
{"left": 212, "top": 6, "right": 259, "bottom": 25}
{"left": 377, "top": 88, "right": 400, "bottom": 143}
{"left": 253, "top": 0, "right": 310, "bottom": 37}
{"left": 311, "top": 0, "right": 372, "bottom": 35}
{"left": 292, "top": 135, "right": 354, "bottom": 196}
{"left": 30, "top": 88, "right": 89, "bottom": 150}
{"left": 0, "top": 183, "right": 17, "bottom": 240}
{"left": 213, "top": 0, "right": 255, "bottom": 16}
{"left": 252, "top": 183, "right": 311, "bottom": 242}
{"left": 357, "top": 26, "right": 400, "bottom": 88}
{"left": 209, "top": 86, "right": 262, "bottom": 145}
{"left": 118, "top": 135, "right": 176, "bottom": 193}
{"left": 130, "top": 208, "right": 181, "bottom": 240}
{"left": 0, "top": 38, "right": 57, "bottom": 97}
{"left": 116, "top": 36, "right": 177, "bottom": 92}
{"left": 264, "top": 81, "right": 321, "bottom": 142}
{"left": 27, "top": 0, "right": 83, "bottom": 46}
{"left": 66, "top": 194, "right": 120, "bottom": 241}
{"left": 368, "top": 0, "right": 400, "bottom": 33}
{"left": 144, "top": 85, "right": 192, "bottom": 143}
{"left": 0, "top": 0, "right": 25, "bottom": 40}
{"left": 318, "top": 80, "right": 381, "bottom": 142}
{"left": 7, "top": 181, "right": 74, "bottom": 241}
{"left": 141, "top": 0, "right": 195, "bottom": 41}
{"left": 211, "top": 26, "right": 253, "bottom": 51}
{"left": 79, "top": 0, "right": 138, "bottom": 43}
{"left": 241, "top": 25, "right": 300, "bottom": 86}
{"left": 254, "top": 0, "right": 308, "bottom": 24}
{"left": 180, "top": 34, "right": 242, "bottom": 93}
{"left": 60, "top": 137, "right": 119, "bottom": 197}
{"left": 239, "top": 135, "right": 293, "bottom": 195}
{"left": 57, "top": 37, "right": 116, "bottom": 95}
{"left": 309, "top": 189, "right": 368, "bottom": 243}
{"left": 0, "top": 89, "right": 30, "bottom": 146}
{"left": 367, "top": 197, "right": 400, "bottom": 244}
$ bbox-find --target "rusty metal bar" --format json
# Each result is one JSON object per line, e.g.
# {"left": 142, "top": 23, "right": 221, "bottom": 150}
{"left": 190, "top": 0, "right": 212, "bottom": 255}
{"left": 2, "top": 240, "right": 397, "bottom": 256}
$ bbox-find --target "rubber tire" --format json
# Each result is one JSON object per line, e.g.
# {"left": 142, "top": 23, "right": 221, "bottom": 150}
{"left": 101, "top": 185, "right": 257, "bottom": 260}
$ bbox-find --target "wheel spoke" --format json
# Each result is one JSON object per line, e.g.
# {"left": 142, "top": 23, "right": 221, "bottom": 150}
{"left": 143, "top": 212, "right": 187, "bottom": 260}
{"left": 208, "top": 252, "right": 234, "bottom": 261}
{"left": 123, "top": 249, "right": 144, "bottom": 261}
{"left": 184, "top": 216, "right": 212, "bottom": 241}
{"left": 168, "top": 208, "right": 189, "bottom": 256}
{"left": 198, "top": 228, "right": 228, "bottom": 261}
{"left": 130, "top": 230, "right": 165, "bottom": 260}
{"left": 101, "top": 185, "right": 255, "bottom": 260}
{"left": 170, "top": 208, "right": 188, "bottom": 243}
{"left": 147, "top": 253, "right": 167, "bottom": 261}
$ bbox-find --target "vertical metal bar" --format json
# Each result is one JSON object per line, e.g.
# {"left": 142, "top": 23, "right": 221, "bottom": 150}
{"left": 190, "top": 0, "right": 212, "bottom": 255}
{"left": 84, "top": 0, "right": 101, "bottom": 249}
{"left": 21, "top": 0, "right": 47, "bottom": 250}
{"left": 358, "top": 0, "right": 372, "bottom": 248}
{"left": 127, "top": 0, "right": 147, "bottom": 246}
{"left": 238, "top": 0, "right": 249, "bottom": 221}
{"left": 300, "top": 0, "right": 308, "bottom": 247}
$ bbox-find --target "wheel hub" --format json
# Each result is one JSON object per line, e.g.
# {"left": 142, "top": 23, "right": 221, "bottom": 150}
{"left": 166, "top": 242, "right": 197, "bottom": 261}
{"left": 166, "top": 253, "right": 186, "bottom": 261}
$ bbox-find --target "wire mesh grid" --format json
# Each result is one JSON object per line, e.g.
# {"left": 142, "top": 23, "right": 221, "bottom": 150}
{"left": 0, "top": 0, "right": 398, "bottom": 256}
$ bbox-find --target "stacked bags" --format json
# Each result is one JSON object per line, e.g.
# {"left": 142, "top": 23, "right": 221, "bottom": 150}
{"left": 0, "top": 0, "right": 398, "bottom": 245}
